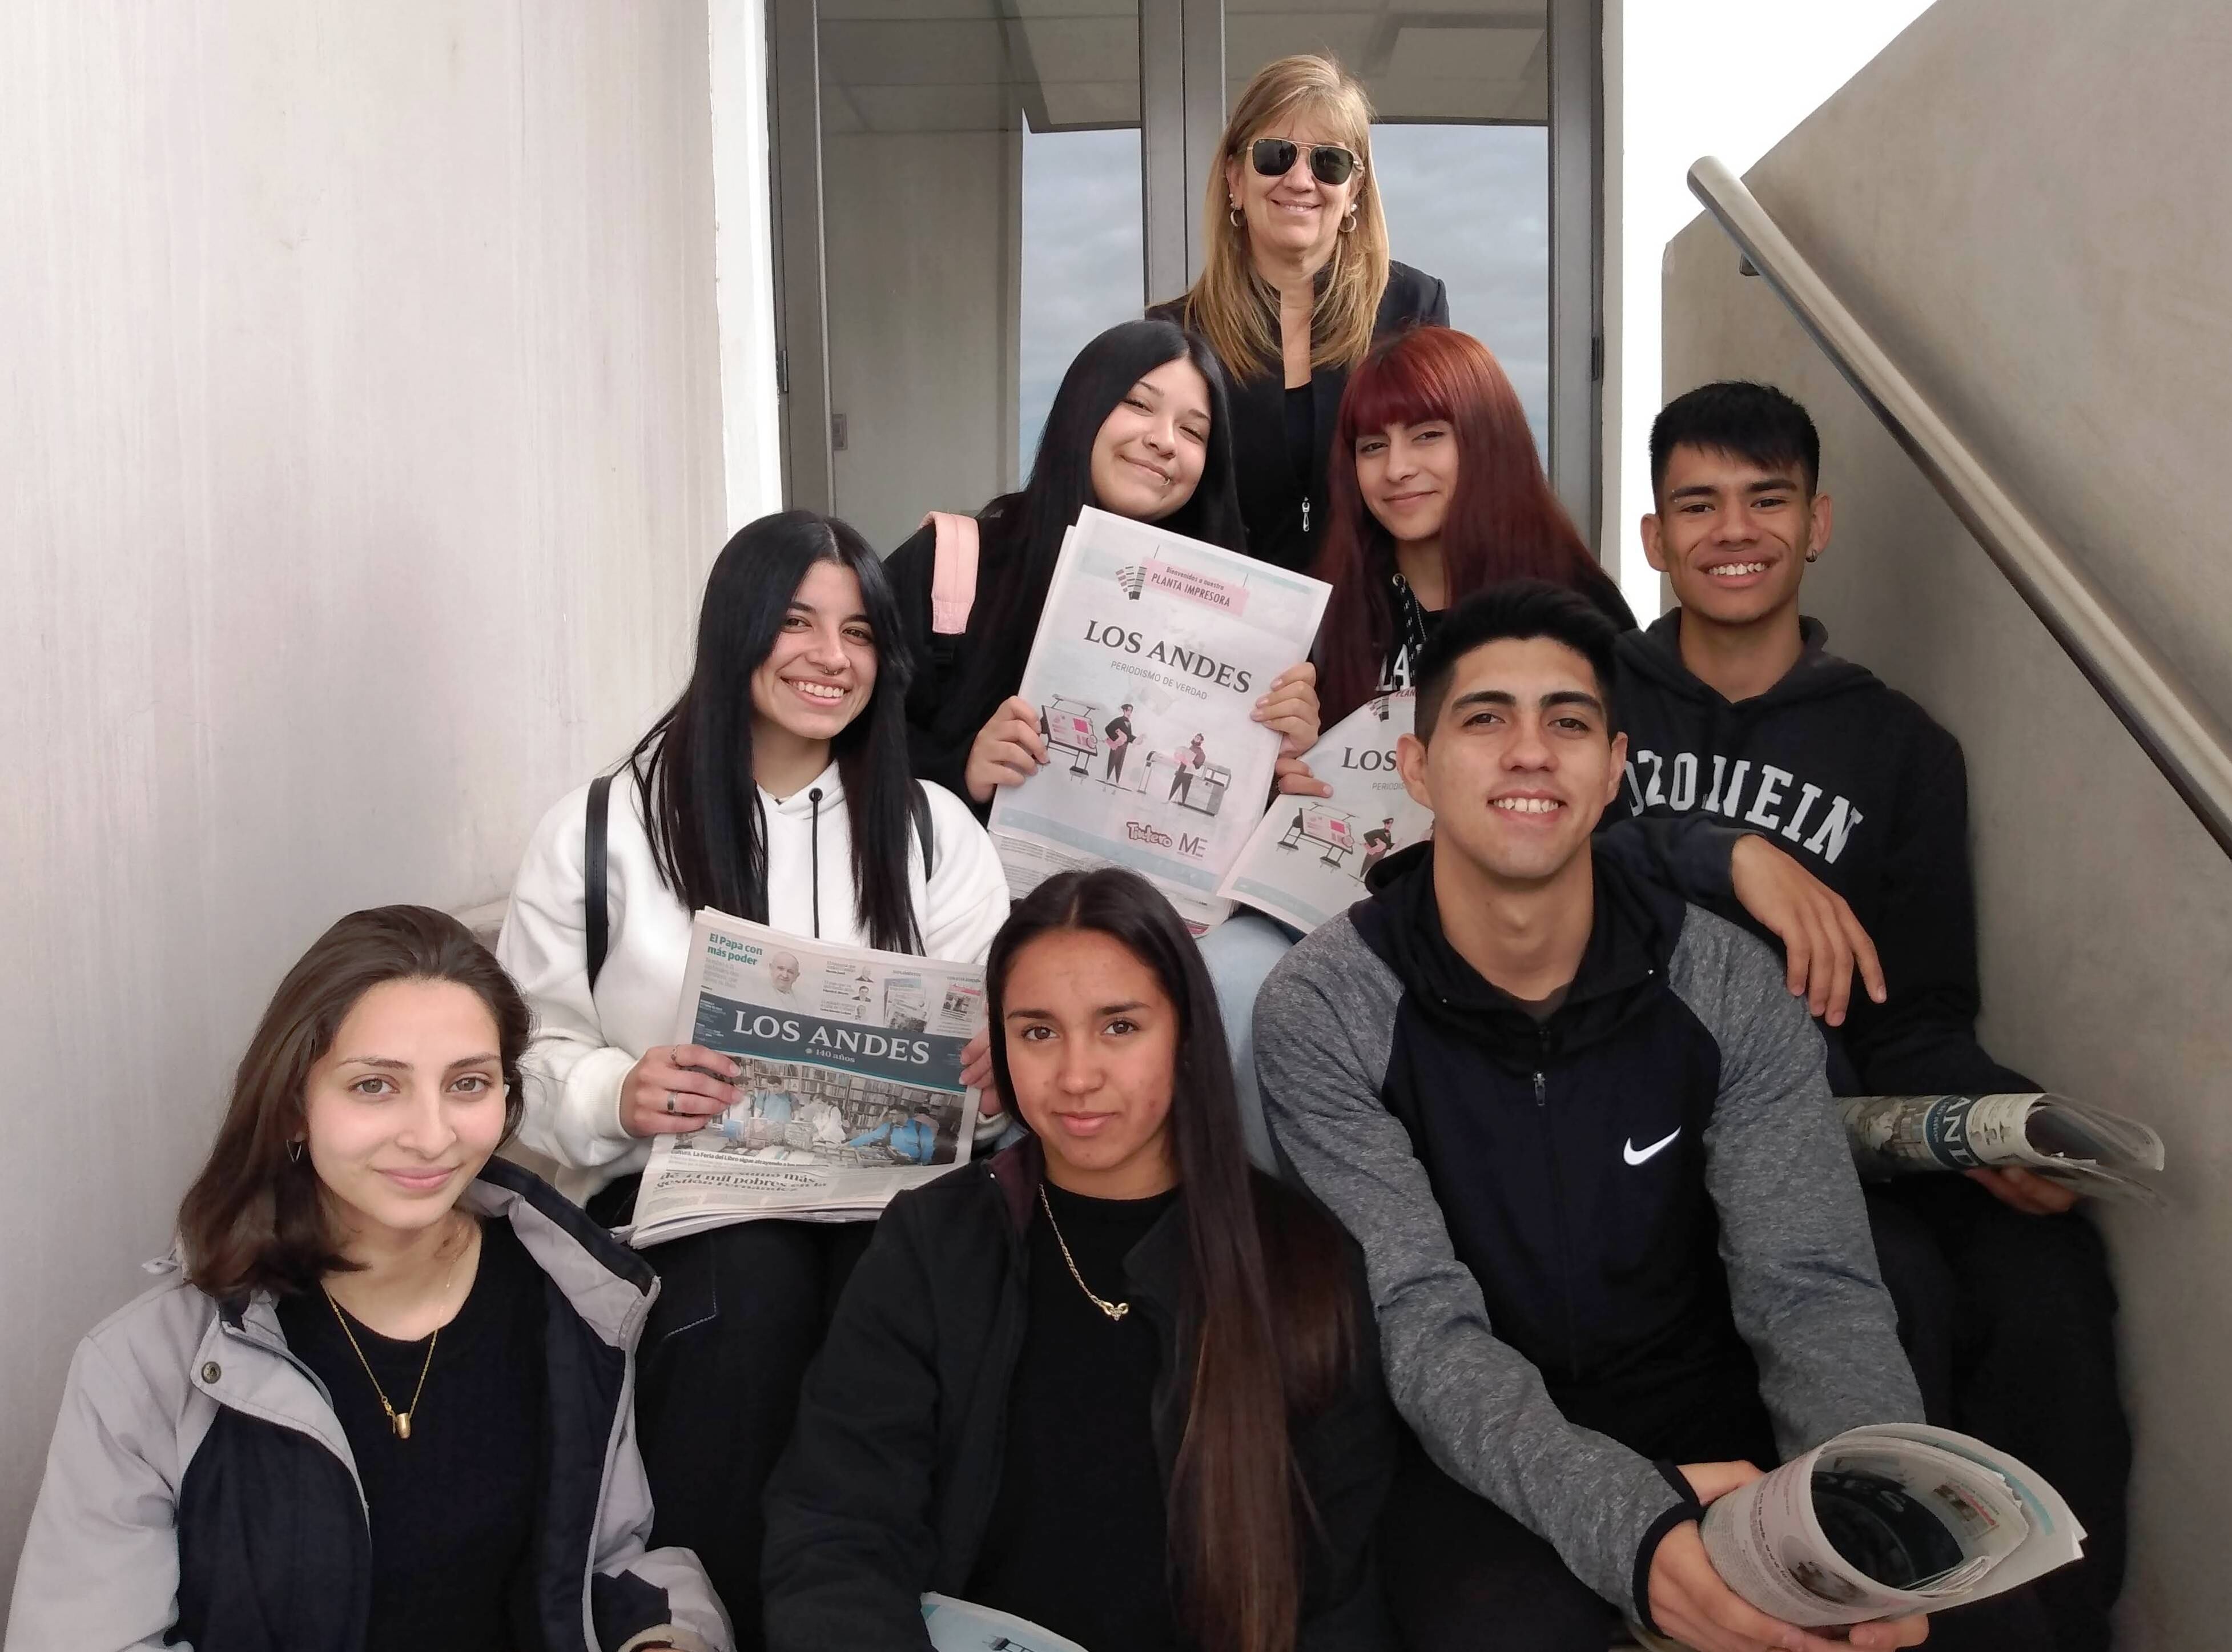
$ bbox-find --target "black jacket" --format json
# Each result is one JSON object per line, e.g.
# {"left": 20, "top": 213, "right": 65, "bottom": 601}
{"left": 1152, "top": 262, "right": 1449, "bottom": 572}
{"left": 1611, "top": 612, "right": 2034, "bottom": 1097}
{"left": 762, "top": 1139, "right": 1398, "bottom": 1651}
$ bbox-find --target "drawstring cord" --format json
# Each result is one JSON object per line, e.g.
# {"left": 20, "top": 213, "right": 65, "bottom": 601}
{"left": 807, "top": 787, "right": 823, "bottom": 938}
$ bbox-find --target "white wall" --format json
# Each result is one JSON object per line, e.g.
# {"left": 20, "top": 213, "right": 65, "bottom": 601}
{"left": 1603, "top": 0, "right": 1934, "bottom": 614}
{"left": 1662, "top": 2, "right": 2232, "bottom": 1643}
{"left": 0, "top": 0, "right": 726, "bottom": 1609}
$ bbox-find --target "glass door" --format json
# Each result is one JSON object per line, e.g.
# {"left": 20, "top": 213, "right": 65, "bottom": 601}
{"left": 770, "top": 0, "right": 1598, "bottom": 546}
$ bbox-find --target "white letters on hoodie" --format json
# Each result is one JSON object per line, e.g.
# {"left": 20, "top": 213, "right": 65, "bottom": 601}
{"left": 497, "top": 762, "right": 1010, "bottom": 1196}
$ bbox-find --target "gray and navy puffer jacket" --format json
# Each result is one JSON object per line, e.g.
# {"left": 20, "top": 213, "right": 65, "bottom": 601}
{"left": 1255, "top": 843, "right": 1922, "bottom": 1629}
{"left": 5, "top": 1158, "right": 729, "bottom": 1652}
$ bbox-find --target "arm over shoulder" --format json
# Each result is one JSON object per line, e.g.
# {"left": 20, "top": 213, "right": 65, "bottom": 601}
{"left": 1252, "top": 922, "right": 1687, "bottom": 1611}
{"left": 497, "top": 783, "right": 646, "bottom": 1174}
{"left": 1669, "top": 907, "right": 1925, "bottom": 1453}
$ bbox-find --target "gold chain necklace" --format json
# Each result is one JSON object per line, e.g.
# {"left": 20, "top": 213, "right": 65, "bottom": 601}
{"left": 1038, "top": 1185, "right": 1130, "bottom": 1323}
{"left": 321, "top": 1217, "right": 472, "bottom": 1441}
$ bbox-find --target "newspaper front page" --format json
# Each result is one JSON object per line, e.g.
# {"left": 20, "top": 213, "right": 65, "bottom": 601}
{"left": 627, "top": 911, "right": 986, "bottom": 1247}
{"left": 1217, "top": 690, "right": 1432, "bottom": 932}
{"left": 987, "top": 507, "right": 1329, "bottom": 932}
{"left": 1697, "top": 1424, "right": 2084, "bottom": 1630}
{"left": 1839, "top": 1092, "right": 2165, "bottom": 1200}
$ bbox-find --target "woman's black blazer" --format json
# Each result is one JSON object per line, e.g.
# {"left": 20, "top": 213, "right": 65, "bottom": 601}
{"left": 1152, "top": 260, "right": 1448, "bottom": 573}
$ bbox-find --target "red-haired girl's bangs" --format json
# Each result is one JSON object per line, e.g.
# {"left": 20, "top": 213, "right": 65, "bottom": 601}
{"left": 1338, "top": 329, "right": 1460, "bottom": 443}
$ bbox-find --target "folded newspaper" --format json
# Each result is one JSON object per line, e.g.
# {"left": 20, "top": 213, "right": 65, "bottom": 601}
{"left": 1217, "top": 690, "right": 1431, "bottom": 931}
{"left": 1840, "top": 1092, "right": 2164, "bottom": 1201}
{"left": 625, "top": 911, "right": 986, "bottom": 1247}
{"left": 922, "top": 1594, "right": 1088, "bottom": 1652}
{"left": 1695, "top": 1423, "right": 2084, "bottom": 1630}
{"left": 987, "top": 506, "right": 1330, "bottom": 934}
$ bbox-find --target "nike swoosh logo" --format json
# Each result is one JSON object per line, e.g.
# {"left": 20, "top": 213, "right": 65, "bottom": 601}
{"left": 1623, "top": 1128, "right": 1681, "bottom": 1167}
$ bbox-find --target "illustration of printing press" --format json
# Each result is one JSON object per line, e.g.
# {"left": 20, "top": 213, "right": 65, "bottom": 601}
{"left": 1168, "top": 757, "right": 1232, "bottom": 817}
{"left": 1039, "top": 697, "right": 1101, "bottom": 776}
{"left": 1278, "top": 802, "right": 1357, "bottom": 867}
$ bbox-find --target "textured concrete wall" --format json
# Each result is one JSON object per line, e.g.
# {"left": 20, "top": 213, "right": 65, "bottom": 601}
{"left": 0, "top": 1, "right": 725, "bottom": 1607}
{"left": 1661, "top": 2, "right": 2232, "bottom": 1643}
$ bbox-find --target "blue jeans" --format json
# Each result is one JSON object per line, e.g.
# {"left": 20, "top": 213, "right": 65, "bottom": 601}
{"left": 1197, "top": 911, "right": 1301, "bottom": 1173}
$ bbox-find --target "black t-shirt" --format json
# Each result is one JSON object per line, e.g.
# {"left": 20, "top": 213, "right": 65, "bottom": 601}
{"left": 968, "top": 1183, "right": 1184, "bottom": 1651}
{"left": 278, "top": 1217, "right": 549, "bottom": 1652}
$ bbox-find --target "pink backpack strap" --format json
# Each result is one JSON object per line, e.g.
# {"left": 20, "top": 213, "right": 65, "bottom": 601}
{"left": 920, "top": 511, "right": 980, "bottom": 636}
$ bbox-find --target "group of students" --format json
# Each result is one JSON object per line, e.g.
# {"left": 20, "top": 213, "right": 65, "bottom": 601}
{"left": 8, "top": 49, "right": 2126, "bottom": 1652}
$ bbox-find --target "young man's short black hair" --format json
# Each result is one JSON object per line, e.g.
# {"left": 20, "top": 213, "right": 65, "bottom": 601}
{"left": 1650, "top": 380, "right": 1820, "bottom": 504}
{"left": 1413, "top": 580, "right": 1620, "bottom": 743}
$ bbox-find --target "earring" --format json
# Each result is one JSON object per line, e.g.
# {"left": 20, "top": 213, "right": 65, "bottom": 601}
{"left": 1805, "top": 550, "right": 1821, "bottom": 562}
{"left": 1228, "top": 202, "right": 1245, "bottom": 228}
{"left": 287, "top": 1140, "right": 304, "bottom": 1163}
{"left": 1340, "top": 207, "right": 1359, "bottom": 235}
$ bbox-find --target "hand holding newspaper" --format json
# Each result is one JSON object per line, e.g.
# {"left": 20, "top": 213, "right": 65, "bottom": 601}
{"left": 1217, "top": 690, "right": 1432, "bottom": 931}
{"left": 1840, "top": 1092, "right": 2165, "bottom": 1201}
{"left": 987, "top": 507, "right": 1329, "bottom": 932}
{"left": 1691, "top": 1424, "right": 2084, "bottom": 1631}
{"left": 626, "top": 911, "right": 987, "bottom": 1247}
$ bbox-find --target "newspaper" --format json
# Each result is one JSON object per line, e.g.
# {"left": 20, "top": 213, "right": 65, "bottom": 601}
{"left": 922, "top": 1594, "right": 1088, "bottom": 1652}
{"left": 987, "top": 507, "right": 1330, "bottom": 933}
{"left": 1840, "top": 1092, "right": 2165, "bottom": 1201}
{"left": 1216, "top": 690, "right": 1432, "bottom": 931}
{"left": 625, "top": 911, "right": 986, "bottom": 1247}
{"left": 1697, "top": 1423, "right": 2085, "bottom": 1629}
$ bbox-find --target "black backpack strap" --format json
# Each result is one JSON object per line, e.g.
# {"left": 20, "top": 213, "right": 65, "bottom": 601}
{"left": 585, "top": 773, "right": 613, "bottom": 991}
{"left": 912, "top": 782, "right": 935, "bottom": 879}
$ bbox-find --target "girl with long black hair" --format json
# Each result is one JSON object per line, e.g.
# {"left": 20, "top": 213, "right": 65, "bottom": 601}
{"left": 886, "top": 318, "right": 1328, "bottom": 811}
{"left": 497, "top": 509, "right": 1010, "bottom": 1643}
{"left": 763, "top": 868, "right": 1396, "bottom": 1652}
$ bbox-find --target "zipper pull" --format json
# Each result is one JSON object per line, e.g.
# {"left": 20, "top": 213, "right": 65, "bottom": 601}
{"left": 1533, "top": 1071, "right": 1546, "bottom": 1106}
{"left": 1301, "top": 496, "right": 1311, "bottom": 534}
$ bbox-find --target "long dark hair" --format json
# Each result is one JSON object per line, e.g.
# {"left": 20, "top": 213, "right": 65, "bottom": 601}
{"left": 177, "top": 906, "right": 530, "bottom": 1300}
{"left": 952, "top": 320, "right": 1248, "bottom": 729}
{"left": 630, "top": 510, "right": 926, "bottom": 953}
{"left": 986, "top": 869, "right": 1357, "bottom": 1652}
{"left": 1315, "top": 325, "right": 1632, "bottom": 724}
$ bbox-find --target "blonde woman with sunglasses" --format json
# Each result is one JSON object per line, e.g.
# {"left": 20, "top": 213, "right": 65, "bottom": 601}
{"left": 1153, "top": 54, "right": 1446, "bottom": 574}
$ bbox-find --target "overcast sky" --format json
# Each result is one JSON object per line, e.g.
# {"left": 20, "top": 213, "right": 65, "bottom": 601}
{"left": 1018, "top": 121, "right": 1549, "bottom": 475}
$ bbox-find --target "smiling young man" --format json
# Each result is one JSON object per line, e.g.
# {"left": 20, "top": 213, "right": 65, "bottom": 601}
{"left": 1619, "top": 382, "right": 2127, "bottom": 1650}
{"left": 1255, "top": 582, "right": 1927, "bottom": 1652}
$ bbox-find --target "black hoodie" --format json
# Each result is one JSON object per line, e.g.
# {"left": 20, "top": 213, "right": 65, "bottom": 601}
{"left": 1610, "top": 611, "right": 2033, "bottom": 1098}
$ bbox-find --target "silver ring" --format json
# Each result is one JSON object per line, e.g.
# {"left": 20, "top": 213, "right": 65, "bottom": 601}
{"left": 665, "top": 1093, "right": 678, "bottom": 1114}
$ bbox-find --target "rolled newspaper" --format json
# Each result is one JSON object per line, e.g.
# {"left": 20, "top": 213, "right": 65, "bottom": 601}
{"left": 1697, "top": 1424, "right": 2085, "bottom": 1628}
{"left": 1839, "top": 1092, "right": 2163, "bottom": 1200}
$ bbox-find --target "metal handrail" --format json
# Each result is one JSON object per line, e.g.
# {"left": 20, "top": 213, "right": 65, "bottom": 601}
{"left": 1687, "top": 155, "right": 2232, "bottom": 861}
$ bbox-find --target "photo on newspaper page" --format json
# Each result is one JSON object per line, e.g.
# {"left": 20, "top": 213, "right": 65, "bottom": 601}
{"left": 1217, "top": 690, "right": 1432, "bottom": 932}
{"left": 628, "top": 911, "right": 987, "bottom": 1247}
{"left": 987, "top": 506, "right": 1329, "bottom": 931}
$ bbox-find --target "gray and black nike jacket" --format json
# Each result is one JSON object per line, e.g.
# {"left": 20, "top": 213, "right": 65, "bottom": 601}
{"left": 1254, "top": 842, "right": 1921, "bottom": 1626}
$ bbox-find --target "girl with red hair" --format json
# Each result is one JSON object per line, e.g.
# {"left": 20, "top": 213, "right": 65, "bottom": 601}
{"left": 1313, "top": 326, "right": 1633, "bottom": 726}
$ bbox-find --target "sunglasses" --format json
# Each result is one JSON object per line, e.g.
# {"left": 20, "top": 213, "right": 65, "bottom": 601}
{"left": 1248, "top": 137, "right": 1362, "bottom": 187}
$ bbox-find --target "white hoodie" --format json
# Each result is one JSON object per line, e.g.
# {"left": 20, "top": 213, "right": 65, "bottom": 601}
{"left": 497, "top": 761, "right": 1010, "bottom": 1194}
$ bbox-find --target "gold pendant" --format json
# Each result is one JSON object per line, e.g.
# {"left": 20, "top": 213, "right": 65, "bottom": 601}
{"left": 393, "top": 1410, "right": 412, "bottom": 1441}
{"left": 1103, "top": 1302, "right": 1129, "bottom": 1323}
